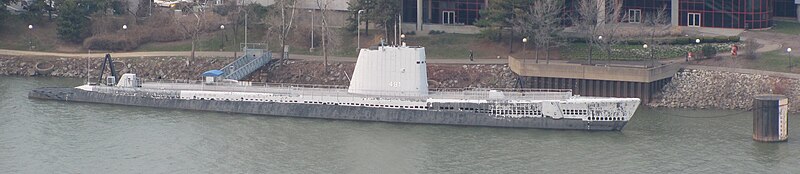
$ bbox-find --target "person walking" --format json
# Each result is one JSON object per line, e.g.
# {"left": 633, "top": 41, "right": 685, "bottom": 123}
{"left": 469, "top": 50, "right": 474, "bottom": 61}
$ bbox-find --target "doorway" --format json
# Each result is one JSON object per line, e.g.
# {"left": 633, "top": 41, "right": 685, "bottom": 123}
{"left": 442, "top": 11, "right": 455, "bottom": 24}
{"left": 687, "top": 13, "right": 701, "bottom": 27}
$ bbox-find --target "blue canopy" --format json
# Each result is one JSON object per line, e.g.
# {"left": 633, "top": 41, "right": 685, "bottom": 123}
{"left": 202, "top": 70, "right": 225, "bottom": 77}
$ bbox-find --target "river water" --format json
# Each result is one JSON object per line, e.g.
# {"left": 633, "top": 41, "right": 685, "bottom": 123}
{"left": 1, "top": 76, "right": 798, "bottom": 173}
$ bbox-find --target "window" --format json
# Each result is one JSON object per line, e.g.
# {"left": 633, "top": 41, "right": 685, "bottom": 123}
{"left": 628, "top": 9, "right": 641, "bottom": 23}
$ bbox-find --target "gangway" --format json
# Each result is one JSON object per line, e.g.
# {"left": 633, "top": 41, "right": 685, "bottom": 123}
{"left": 221, "top": 43, "right": 272, "bottom": 80}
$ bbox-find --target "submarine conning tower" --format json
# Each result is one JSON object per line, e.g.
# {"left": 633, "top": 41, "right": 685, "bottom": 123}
{"left": 348, "top": 46, "right": 429, "bottom": 97}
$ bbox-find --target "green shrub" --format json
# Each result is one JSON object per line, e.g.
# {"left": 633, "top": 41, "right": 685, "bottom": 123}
{"left": 563, "top": 35, "right": 741, "bottom": 45}
{"left": 83, "top": 35, "right": 139, "bottom": 51}
{"left": 429, "top": 30, "right": 445, "bottom": 35}
{"left": 701, "top": 44, "right": 718, "bottom": 59}
{"left": 673, "top": 37, "right": 694, "bottom": 45}
{"left": 624, "top": 40, "right": 644, "bottom": 45}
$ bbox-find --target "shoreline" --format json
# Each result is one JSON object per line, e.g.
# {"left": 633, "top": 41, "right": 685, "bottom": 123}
{"left": 0, "top": 55, "right": 517, "bottom": 89}
{"left": 4, "top": 55, "right": 799, "bottom": 112}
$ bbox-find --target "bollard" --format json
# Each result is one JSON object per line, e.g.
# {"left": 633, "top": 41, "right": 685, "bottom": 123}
{"left": 753, "top": 94, "right": 789, "bottom": 142}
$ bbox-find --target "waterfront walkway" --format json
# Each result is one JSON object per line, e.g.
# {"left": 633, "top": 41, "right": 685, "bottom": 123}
{"left": 3, "top": 44, "right": 799, "bottom": 79}
{"left": 0, "top": 49, "right": 508, "bottom": 65}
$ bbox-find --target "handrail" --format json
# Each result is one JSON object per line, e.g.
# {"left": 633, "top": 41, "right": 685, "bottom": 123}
{"left": 222, "top": 52, "right": 272, "bottom": 80}
{"left": 140, "top": 80, "right": 571, "bottom": 93}
{"left": 138, "top": 80, "right": 573, "bottom": 101}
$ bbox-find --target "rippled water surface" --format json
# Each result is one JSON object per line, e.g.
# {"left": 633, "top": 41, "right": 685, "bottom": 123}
{"left": 1, "top": 76, "right": 799, "bottom": 173}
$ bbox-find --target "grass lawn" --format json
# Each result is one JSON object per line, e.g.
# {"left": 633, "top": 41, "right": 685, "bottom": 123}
{"left": 766, "top": 20, "right": 800, "bottom": 35}
{"left": 137, "top": 24, "right": 267, "bottom": 52}
{"left": 405, "top": 33, "right": 481, "bottom": 59}
{"left": 137, "top": 30, "right": 498, "bottom": 59}
{"left": 0, "top": 17, "right": 59, "bottom": 51}
{"left": 744, "top": 50, "right": 798, "bottom": 73}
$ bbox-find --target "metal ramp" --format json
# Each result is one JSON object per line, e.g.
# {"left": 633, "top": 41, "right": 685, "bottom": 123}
{"left": 221, "top": 44, "right": 272, "bottom": 80}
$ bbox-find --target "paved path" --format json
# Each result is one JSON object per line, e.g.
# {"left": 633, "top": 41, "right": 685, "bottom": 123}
{"left": 0, "top": 49, "right": 508, "bottom": 64}
{"left": 686, "top": 65, "right": 800, "bottom": 79}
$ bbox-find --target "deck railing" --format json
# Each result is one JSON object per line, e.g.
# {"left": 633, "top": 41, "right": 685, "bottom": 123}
{"left": 138, "top": 80, "right": 573, "bottom": 101}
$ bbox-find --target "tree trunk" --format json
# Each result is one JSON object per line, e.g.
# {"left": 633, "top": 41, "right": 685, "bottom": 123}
{"left": 191, "top": 38, "right": 196, "bottom": 61}
{"left": 384, "top": 22, "right": 388, "bottom": 44}
{"left": 535, "top": 47, "right": 540, "bottom": 64}
{"left": 546, "top": 42, "right": 550, "bottom": 64}
{"left": 322, "top": 15, "right": 328, "bottom": 69}
{"left": 322, "top": 27, "right": 328, "bottom": 69}
{"left": 587, "top": 40, "right": 593, "bottom": 65}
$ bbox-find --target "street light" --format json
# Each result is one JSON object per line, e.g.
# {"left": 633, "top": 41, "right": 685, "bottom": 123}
{"left": 220, "top": 24, "right": 225, "bottom": 51}
{"left": 28, "top": 24, "right": 33, "bottom": 50}
{"left": 309, "top": 10, "right": 315, "bottom": 51}
{"left": 695, "top": 38, "right": 701, "bottom": 44}
{"left": 788, "top": 47, "right": 793, "bottom": 67}
{"left": 122, "top": 24, "right": 127, "bottom": 30}
{"left": 400, "top": 34, "right": 406, "bottom": 46}
{"left": 357, "top": 9, "right": 365, "bottom": 52}
{"left": 523, "top": 37, "right": 533, "bottom": 63}
{"left": 643, "top": 44, "right": 649, "bottom": 65}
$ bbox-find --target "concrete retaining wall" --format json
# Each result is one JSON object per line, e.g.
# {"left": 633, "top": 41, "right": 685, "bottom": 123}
{"left": 509, "top": 56, "right": 681, "bottom": 83}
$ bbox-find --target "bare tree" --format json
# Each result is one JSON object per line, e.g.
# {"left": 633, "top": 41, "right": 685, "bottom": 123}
{"left": 274, "top": 0, "right": 300, "bottom": 60}
{"left": 316, "top": 0, "right": 334, "bottom": 68}
{"left": 595, "top": 0, "right": 628, "bottom": 62}
{"left": 531, "top": 0, "right": 564, "bottom": 64}
{"left": 175, "top": 11, "right": 204, "bottom": 65}
{"left": 639, "top": 6, "right": 669, "bottom": 67}
{"left": 573, "top": 0, "right": 626, "bottom": 64}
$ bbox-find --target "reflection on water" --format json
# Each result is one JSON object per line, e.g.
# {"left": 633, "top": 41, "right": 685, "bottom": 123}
{"left": 1, "top": 76, "right": 799, "bottom": 173}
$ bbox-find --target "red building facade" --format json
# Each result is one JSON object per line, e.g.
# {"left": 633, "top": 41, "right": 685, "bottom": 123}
{"left": 402, "top": 0, "right": 798, "bottom": 29}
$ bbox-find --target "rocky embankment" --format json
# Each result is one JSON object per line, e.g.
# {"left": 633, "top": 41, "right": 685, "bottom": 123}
{"left": 245, "top": 60, "right": 517, "bottom": 88}
{"left": 649, "top": 69, "right": 800, "bottom": 112}
{"left": 0, "top": 55, "right": 231, "bottom": 81}
{"left": 1, "top": 56, "right": 517, "bottom": 89}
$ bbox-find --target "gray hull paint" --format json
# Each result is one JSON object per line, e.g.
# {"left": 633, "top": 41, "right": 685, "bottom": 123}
{"left": 29, "top": 88, "right": 628, "bottom": 131}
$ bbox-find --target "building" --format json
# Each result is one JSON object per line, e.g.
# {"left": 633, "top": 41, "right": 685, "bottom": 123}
{"left": 400, "top": 0, "right": 800, "bottom": 32}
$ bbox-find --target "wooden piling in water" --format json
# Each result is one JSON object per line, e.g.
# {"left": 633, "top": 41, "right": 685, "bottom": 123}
{"left": 753, "top": 94, "right": 789, "bottom": 142}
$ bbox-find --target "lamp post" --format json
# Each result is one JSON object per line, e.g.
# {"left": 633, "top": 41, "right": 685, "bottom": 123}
{"left": 598, "top": 35, "right": 603, "bottom": 61}
{"left": 122, "top": 25, "right": 128, "bottom": 47}
{"left": 309, "top": 10, "right": 315, "bottom": 52}
{"left": 643, "top": 44, "right": 650, "bottom": 67}
{"left": 788, "top": 47, "right": 793, "bottom": 67}
{"left": 523, "top": 37, "right": 532, "bottom": 63}
{"left": 400, "top": 34, "right": 405, "bottom": 46}
{"left": 220, "top": 24, "right": 225, "bottom": 51}
{"left": 28, "top": 24, "right": 33, "bottom": 50}
{"left": 357, "top": 9, "right": 365, "bottom": 53}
